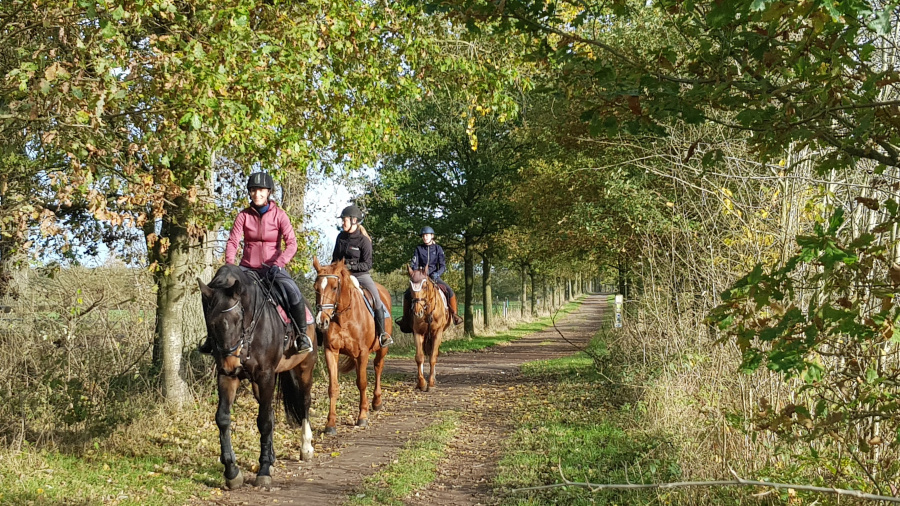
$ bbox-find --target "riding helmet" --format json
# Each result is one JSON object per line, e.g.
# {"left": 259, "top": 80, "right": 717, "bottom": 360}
{"left": 340, "top": 205, "right": 363, "bottom": 220}
{"left": 247, "top": 172, "right": 275, "bottom": 191}
{"left": 420, "top": 226, "right": 435, "bottom": 236}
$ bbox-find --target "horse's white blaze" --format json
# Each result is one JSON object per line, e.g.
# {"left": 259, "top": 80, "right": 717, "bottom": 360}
{"left": 319, "top": 278, "right": 328, "bottom": 290}
{"left": 315, "top": 311, "right": 324, "bottom": 325}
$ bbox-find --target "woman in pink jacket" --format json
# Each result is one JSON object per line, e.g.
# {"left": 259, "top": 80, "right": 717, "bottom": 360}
{"left": 198, "top": 172, "right": 313, "bottom": 355}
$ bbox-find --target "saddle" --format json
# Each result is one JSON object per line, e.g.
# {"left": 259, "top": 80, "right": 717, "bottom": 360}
{"left": 348, "top": 276, "right": 390, "bottom": 320}
{"left": 252, "top": 272, "right": 312, "bottom": 328}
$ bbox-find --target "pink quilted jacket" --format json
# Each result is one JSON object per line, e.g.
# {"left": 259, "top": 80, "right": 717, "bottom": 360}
{"left": 224, "top": 202, "right": 298, "bottom": 269}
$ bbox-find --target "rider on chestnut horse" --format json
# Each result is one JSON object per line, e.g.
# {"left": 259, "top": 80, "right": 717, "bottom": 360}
{"left": 396, "top": 226, "right": 463, "bottom": 332}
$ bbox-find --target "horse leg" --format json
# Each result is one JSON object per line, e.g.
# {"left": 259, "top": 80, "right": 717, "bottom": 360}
{"left": 298, "top": 349, "right": 316, "bottom": 461}
{"left": 372, "top": 345, "right": 386, "bottom": 411}
{"left": 355, "top": 351, "right": 370, "bottom": 427}
{"left": 280, "top": 364, "right": 315, "bottom": 462}
{"left": 428, "top": 330, "right": 442, "bottom": 389}
{"left": 324, "top": 346, "right": 340, "bottom": 435}
{"left": 414, "top": 331, "right": 427, "bottom": 391}
{"left": 254, "top": 373, "right": 277, "bottom": 488}
{"left": 216, "top": 374, "right": 243, "bottom": 490}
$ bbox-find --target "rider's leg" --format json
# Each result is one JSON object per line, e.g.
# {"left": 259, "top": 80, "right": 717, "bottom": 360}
{"left": 276, "top": 271, "right": 313, "bottom": 354}
{"left": 436, "top": 279, "right": 463, "bottom": 325}
{"left": 354, "top": 273, "right": 393, "bottom": 347}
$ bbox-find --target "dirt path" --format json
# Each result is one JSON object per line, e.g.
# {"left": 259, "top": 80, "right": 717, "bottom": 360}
{"left": 204, "top": 295, "right": 607, "bottom": 506}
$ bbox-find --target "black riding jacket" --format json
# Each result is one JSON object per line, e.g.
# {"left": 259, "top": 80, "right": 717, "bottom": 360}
{"left": 331, "top": 229, "right": 373, "bottom": 274}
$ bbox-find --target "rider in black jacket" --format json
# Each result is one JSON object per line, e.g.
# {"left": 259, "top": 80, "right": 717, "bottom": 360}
{"left": 331, "top": 205, "right": 393, "bottom": 347}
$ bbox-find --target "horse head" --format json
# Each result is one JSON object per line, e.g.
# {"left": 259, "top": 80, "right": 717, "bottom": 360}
{"left": 313, "top": 257, "right": 347, "bottom": 330}
{"left": 407, "top": 264, "right": 431, "bottom": 318}
{"left": 198, "top": 265, "right": 247, "bottom": 360}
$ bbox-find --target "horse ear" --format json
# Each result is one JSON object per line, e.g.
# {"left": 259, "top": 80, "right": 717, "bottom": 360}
{"left": 337, "top": 258, "right": 346, "bottom": 270}
{"left": 313, "top": 257, "right": 321, "bottom": 272}
{"left": 198, "top": 279, "right": 214, "bottom": 299}
{"left": 226, "top": 279, "right": 243, "bottom": 298}
{"left": 424, "top": 265, "right": 429, "bottom": 275}
{"left": 407, "top": 264, "right": 413, "bottom": 277}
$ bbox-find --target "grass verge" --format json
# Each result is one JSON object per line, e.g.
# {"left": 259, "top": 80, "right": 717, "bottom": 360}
{"left": 494, "top": 329, "right": 685, "bottom": 506}
{"left": 347, "top": 410, "right": 461, "bottom": 505}
{"left": 389, "top": 296, "right": 587, "bottom": 358}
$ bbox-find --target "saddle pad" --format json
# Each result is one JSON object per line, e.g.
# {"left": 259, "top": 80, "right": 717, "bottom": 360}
{"left": 275, "top": 304, "right": 314, "bottom": 325}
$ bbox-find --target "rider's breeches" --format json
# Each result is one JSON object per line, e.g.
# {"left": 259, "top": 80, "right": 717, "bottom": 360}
{"left": 352, "top": 272, "right": 385, "bottom": 314}
{"left": 242, "top": 266, "right": 303, "bottom": 307}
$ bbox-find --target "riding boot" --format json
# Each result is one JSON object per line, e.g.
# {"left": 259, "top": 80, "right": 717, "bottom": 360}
{"left": 198, "top": 337, "right": 213, "bottom": 355}
{"left": 376, "top": 314, "right": 393, "bottom": 347}
{"left": 289, "top": 304, "right": 313, "bottom": 354}
{"left": 449, "top": 294, "right": 463, "bottom": 325}
{"left": 395, "top": 289, "right": 412, "bottom": 333}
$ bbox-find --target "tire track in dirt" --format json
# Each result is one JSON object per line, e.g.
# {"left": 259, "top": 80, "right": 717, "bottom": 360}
{"left": 202, "top": 295, "right": 607, "bottom": 505}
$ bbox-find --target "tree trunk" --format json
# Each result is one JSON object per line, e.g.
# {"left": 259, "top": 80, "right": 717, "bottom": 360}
{"left": 542, "top": 275, "right": 548, "bottom": 313}
{"left": 463, "top": 238, "right": 475, "bottom": 336}
{"left": 482, "top": 251, "right": 492, "bottom": 327}
{"left": 149, "top": 193, "right": 214, "bottom": 408}
{"left": 280, "top": 167, "right": 308, "bottom": 272}
{"left": 520, "top": 264, "right": 527, "bottom": 318}
{"left": 530, "top": 269, "right": 537, "bottom": 316}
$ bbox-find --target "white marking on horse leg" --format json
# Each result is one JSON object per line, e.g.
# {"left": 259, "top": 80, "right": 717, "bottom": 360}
{"left": 419, "top": 363, "right": 424, "bottom": 376}
{"left": 301, "top": 419, "right": 314, "bottom": 461}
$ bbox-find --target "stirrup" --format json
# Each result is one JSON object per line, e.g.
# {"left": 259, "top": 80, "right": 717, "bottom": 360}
{"left": 294, "top": 333, "right": 313, "bottom": 354}
{"left": 379, "top": 333, "right": 394, "bottom": 347}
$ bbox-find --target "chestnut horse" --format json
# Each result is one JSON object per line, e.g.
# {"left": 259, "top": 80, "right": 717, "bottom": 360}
{"left": 312, "top": 258, "right": 391, "bottom": 435}
{"left": 198, "top": 264, "right": 317, "bottom": 489}
{"left": 407, "top": 266, "right": 450, "bottom": 391}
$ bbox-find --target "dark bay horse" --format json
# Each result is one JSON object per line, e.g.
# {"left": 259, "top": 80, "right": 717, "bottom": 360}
{"left": 312, "top": 258, "right": 390, "bottom": 435}
{"left": 407, "top": 266, "right": 450, "bottom": 391}
{"left": 198, "top": 264, "right": 317, "bottom": 489}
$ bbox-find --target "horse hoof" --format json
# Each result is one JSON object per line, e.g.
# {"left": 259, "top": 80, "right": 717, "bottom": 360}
{"left": 372, "top": 402, "right": 383, "bottom": 412}
{"left": 225, "top": 469, "right": 244, "bottom": 490}
{"left": 324, "top": 426, "right": 337, "bottom": 436}
{"left": 356, "top": 419, "right": 368, "bottom": 428}
{"left": 256, "top": 475, "right": 272, "bottom": 488}
{"left": 301, "top": 449, "right": 314, "bottom": 462}
{"left": 416, "top": 383, "right": 427, "bottom": 391}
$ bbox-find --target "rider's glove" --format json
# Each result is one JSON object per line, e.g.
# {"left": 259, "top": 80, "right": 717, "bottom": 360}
{"left": 267, "top": 265, "right": 283, "bottom": 278}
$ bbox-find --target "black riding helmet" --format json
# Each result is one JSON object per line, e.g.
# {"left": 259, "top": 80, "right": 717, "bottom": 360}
{"left": 247, "top": 172, "right": 275, "bottom": 191}
{"left": 420, "top": 226, "right": 435, "bottom": 236}
{"left": 339, "top": 205, "right": 363, "bottom": 221}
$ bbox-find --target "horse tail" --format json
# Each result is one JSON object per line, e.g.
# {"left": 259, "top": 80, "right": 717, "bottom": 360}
{"left": 278, "top": 370, "right": 307, "bottom": 426}
{"left": 338, "top": 355, "right": 356, "bottom": 374}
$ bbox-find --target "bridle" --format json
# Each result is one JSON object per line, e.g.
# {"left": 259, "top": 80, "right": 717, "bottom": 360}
{"left": 207, "top": 281, "right": 265, "bottom": 361}
{"left": 410, "top": 276, "right": 434, "bottom": 322}
{"left": 315, "top": 274, "right": 346, "bottom": 323}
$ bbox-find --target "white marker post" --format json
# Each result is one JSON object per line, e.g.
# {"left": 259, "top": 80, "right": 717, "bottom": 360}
{"left": 615, "top": 294, "right": 623, "bottom": 328}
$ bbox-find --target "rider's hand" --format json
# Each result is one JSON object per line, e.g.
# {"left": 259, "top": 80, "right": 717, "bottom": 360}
{"left": 268, "top": 265, "right": 283, "bottom": 278}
